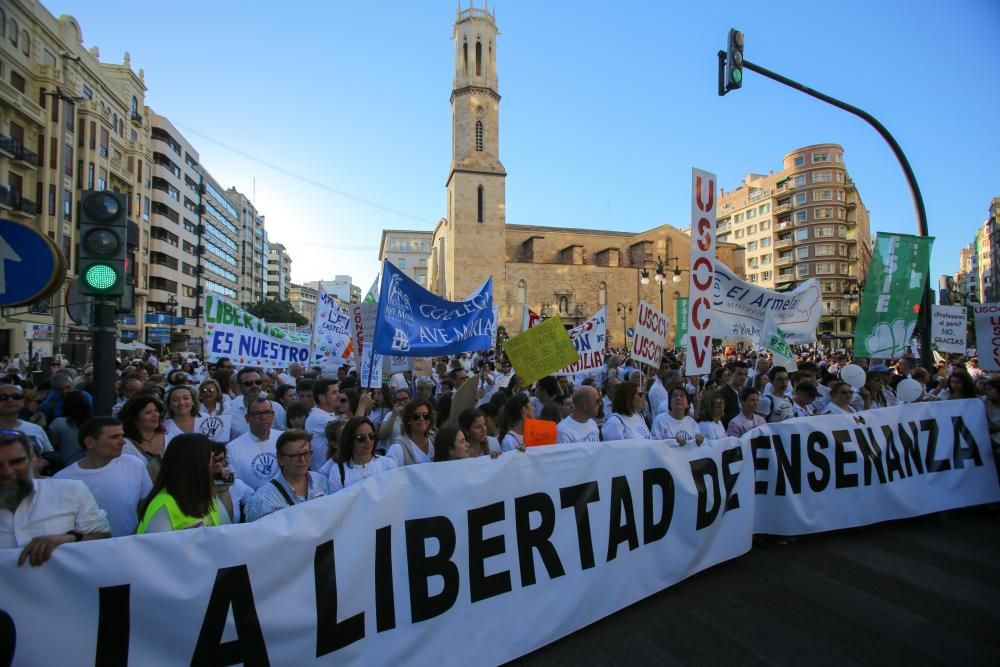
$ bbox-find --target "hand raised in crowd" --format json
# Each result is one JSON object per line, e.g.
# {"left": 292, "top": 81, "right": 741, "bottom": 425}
{"left": 357, "top": 391, "right": 374, "bottom": 415}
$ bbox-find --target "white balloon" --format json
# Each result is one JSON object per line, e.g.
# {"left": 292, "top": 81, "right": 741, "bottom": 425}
{"left": 896, "top": 378, "right": 923, "bottom": 403}
{"left": 840, "top": 363, "right": 866, "bottom": 389}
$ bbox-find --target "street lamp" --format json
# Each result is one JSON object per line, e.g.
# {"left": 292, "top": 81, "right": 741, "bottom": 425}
{"left": 640, "top": 256, "right": 681, "bottom": 312}
{"left": 616, "top": 302, "right": 632, "bottom": 348}
{"left": 166, "top": 295, "right": 178, "bottom": 353}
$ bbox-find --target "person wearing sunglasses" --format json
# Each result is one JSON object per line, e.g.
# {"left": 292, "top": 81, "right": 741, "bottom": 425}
{"left": 324, "top": 417, "right": 396, "bottom": 493}
{"left": 387, "top": 398, "right": 436, "bottom": 467}
{"left": 223, "top": 368, "right": 286, "bottom": 441}
{"left": 226, "top": 396, "right": 281, "bottom": 491}
{"left": 1, "top": 430, "right": 110, "bottom": 566}
{"left": 0, "top": 383, "right": 53, "bottom": 458}
{"left": 245, "top": 429, "right": 329, "bottom": 522}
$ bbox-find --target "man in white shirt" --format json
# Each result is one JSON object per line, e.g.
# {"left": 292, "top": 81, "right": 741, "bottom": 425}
{"left": 646, "top": 368, "right": 671, "bottom": 418}
{"left": 495, "top": 358, "right": 515, "bottom": 389}
{"left": 1, "top": 431, "right": 110, "bottom": 566}
{"left": 54, "top": 416, "right": 152, "bottom": 537}
{"left": 227, "top": 397, "right": 281, "bottom": 490}
{"left": 757, "top": 367, "right": 795, "bottom": 423}
{"left": 305, "top": 378, "right": 342, "bottom": 471}
{"left": 556, "top": 386, "right": 601, "bottom": 444}
{"left": 224, "top": 368, "right": 286, "bottom": 440}
{"left": 0, "top": 383, "right": 52, "bottom": 455}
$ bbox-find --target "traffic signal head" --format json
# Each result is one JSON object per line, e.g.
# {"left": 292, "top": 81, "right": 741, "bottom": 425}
{"left": 78, "top": 190, "right": 127, "bottom": 297}
{"left": 726, "top": 28, "right": 744, "bottom": 92}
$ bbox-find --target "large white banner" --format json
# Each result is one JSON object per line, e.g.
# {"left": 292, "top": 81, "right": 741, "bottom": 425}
{"left": 312, "top": 285, "right": 355, "bottom": 372}
{"left": 749, "top": 399, "right": 998, "bottom": 535}
{"left": 629, "top": 301, "right": 667, "bottom": 367}
{"left": 203, "top": 294, "right": 311, "bottom": 369}
{"left": 687, "top": 168, "right": 716, "bottom": 375}
{"left": 1, "top": 438, "right": 754, "bottom": 666}
{"left": 711, "top": 260, "right": 822, "bottom": 344}
{"left": 973, "top": 303, "right": 1000, "bottom": 371}
{"left": 527, "top": 307, "right": 608, "bottom": 376}
{"left": 2, "top": 400, "right": 996, "bottom": 666}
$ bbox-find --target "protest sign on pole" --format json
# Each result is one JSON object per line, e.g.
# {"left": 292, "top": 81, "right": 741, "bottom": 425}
{"left": 311, "top": 284, "right": 355, "bottom": 372}
{"left": 674, "top": 296, "right": 689, "bottom": 348}
{"left": 352, "top": 302, "right": 383, "bottom": 387}
{"left": 686, "top": 168, "right": 716, "bottom": 375}
{"left": 973, "top": 303, "right": 1000, "bottom": 371}
{"left": 711, "top": 260, "right": 822, "bottom": 344}
{"left": 527, "top": 307, "right": 607, "bottom": 376}
{"left": 629, "top": 300, "right": 668, "bottom": 367}
{"left": 930, "top": 304, "right": 967, "bottom": 354}
{"left": 203, "top": 294, "right": 311, "bottom": 368}
{"left": 854, "top": 233, "right": 934, "bottom": 358}
{"left": 374, "top": 260, "right": 495, "bottom": 357}
{"left": 503, "top": 316, "right": 579, "bottom": 385}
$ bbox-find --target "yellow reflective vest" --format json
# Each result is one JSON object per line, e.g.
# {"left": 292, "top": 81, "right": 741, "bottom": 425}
{"left": 136, "top": 490, "right": 220, "bottom": 534}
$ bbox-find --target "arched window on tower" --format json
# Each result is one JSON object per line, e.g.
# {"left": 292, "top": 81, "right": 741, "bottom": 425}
{"left": 475, "top": 120, "right": 483, "bottom": 152}
{"left": 476, "top": 41, "right": 482, "bottom": 76}
{"left": 477, "top": 185, "right": 484, "bottom": 223}
{"left": 463, "top": 42, "right": 468, "bottom": 76}
{"left": 598, "top": 282, "right": 607, "bottom": 307}
{"left": 131, "top": 96, "right": 139, "bottom": 117}
{"left": 517, "top": 280, "right": 527, "bottom": 304}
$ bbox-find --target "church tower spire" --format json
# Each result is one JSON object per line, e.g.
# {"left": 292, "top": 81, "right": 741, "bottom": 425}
{"left": 433, "top": 2, "right": 507, "bottom": 300}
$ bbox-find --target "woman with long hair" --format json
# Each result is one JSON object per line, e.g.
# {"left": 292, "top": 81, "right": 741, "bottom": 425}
{"left": 324, "top": 417, "right": 397, "bottom": 492}
{"left": 197, "top": 379, "right": 226, "bottom": 417}
{"left": 458, "top": 408, "right": 500, "bottom": 457}
{"left": 602, "top": 382, "right": 651, "bottom": 442}
{"left": 275, "top": 384, "right": 298, "bottom": 411}
{"left": 387, "top": 398, "right": 436, "bottom": 466}
{"left": 47, "top": 390, "right": 92, "bottom": 464}
{"left": 499, "top": 393, "right": 534, "bottom": 452}
{"left": 137, "top": 433, "right": 225, "bottom": 533}
{"left": 163, "top": 385, "right": 199, "bottom": 445}
{"left": 368, "top": 386, "right": 392, "bottom": 432}
{"left": 433, "top": 425, "right": 470, "bottom": 462}
{"left": 695, "top": 391, "right": 727, "bottom": 441}
{"left": 119, "top": 395, "right": 167, "bottom": 481}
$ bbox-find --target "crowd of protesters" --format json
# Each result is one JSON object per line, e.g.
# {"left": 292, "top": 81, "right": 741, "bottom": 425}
{"left": 1, "top": 343, "right": 997, "bottom": 566}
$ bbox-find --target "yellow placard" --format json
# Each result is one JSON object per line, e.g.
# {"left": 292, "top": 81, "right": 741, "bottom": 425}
{"left": 503, "top": 316, "right": 579, "bottom": 385}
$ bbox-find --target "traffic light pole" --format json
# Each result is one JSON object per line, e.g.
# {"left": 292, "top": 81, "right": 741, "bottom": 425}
{"left": 721, "top": 52, "right": 934, "bottom": 371}
{"left": 92, "top": 299, "right": 117, "bottom": 416}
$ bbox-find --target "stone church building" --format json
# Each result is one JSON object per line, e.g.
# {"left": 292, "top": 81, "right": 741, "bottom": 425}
{"left": 427, "top": 5, "right": 744, "bottom": 344}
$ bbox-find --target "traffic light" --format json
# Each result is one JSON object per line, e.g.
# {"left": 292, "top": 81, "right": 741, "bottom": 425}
{"left": 77, "top": 190, "right": 127, "bottom": 297}
{"left": 726, "top": 28, "right": 744, "bottom": 92}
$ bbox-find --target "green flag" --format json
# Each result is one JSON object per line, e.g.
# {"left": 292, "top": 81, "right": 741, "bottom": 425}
{"left": 674, "top": 296, "right": 689, "bottom": 348}
{"left": 854, "top": 233, "right": 934, "bottom": 358}
{"left": 761, "top": 309, "right": 797, "bottom": 371}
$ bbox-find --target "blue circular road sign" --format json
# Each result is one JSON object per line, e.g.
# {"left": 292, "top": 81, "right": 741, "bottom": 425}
{"left": 0, "top": 218, "right": 67, "bottom": 307}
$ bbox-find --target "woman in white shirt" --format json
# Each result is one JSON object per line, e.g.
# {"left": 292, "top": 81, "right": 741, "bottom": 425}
{"left": 695, "top": 391, "right": 727, "bottom": 441}
{"left": 459, "top": 408, "right": 501, "bottom": 457}
{"left": 498, "top": 394, "right": 534, "bottom": 452}
{"left": 197, "top": 379, "right": 228, "bottom": 417}
{"left": 602, "top": 382, "right": 652, "bottom": 442}
{"left": 324, "top": 417, "right": 397, "bottom": 492}
{"left": 651, "top": 388, "right": 704, "bottom": 445}
{"left": 821, "top": 380, "right": 857, "bottom": 415}
{"left": 387, "top": 398, "right": 436, "bottom": 466}
{"left": 163, "top": 385, "right": 199, "bottom": 446}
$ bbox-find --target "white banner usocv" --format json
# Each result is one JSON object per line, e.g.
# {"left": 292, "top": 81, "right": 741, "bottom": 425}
{"left": 630, "top": 301, "right": 667, "bottom": 367}
{"left": 972, "top": 303, "right": 1000, "bottom": 371}
{"left": 711, "top": 260, "right": 822, "bottom": 344}
{"left": 203, "top": 294, "right": 311, "bottom": 369}
{"left": 312, "top": 286, "right": 355, "bottom": 371}
{"left": 687, "top": 168, "right": 716, "bottom": 375}
{"left": 2, "top": 400, "right": 996, "bottom": 666}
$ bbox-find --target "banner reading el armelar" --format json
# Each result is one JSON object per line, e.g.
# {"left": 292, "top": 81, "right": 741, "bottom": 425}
{"left": 203, "top": 294, "right": 311, "bottom": 368}
{"left": 854, "top": 233, "right": 934, "bottom": 358}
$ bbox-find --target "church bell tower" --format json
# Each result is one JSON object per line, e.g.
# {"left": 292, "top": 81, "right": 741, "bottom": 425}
{"left": 435, "top": 2, "right": 507, "bottom": 300}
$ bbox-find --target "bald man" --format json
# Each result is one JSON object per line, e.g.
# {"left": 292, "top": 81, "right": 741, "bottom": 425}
{"left": 556, "top": 386, "right": 601, "bottom": 444}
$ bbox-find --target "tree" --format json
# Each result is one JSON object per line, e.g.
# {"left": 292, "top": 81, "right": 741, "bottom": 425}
{"left": 244, "top": 299, "right": 308, "bottom": 326}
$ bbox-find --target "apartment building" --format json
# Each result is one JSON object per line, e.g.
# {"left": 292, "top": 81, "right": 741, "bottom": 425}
{"left": 228, "top": 187, "right": 269, "bottom": 306}
{"left": 717, "top": 143, "right": 873, "bottom": 338}
{"left": 267, "top": 243, "right": 292, "bottom": 301}
{"left": 288, "top": 283, "right": 317, "bottom": 322}
{"left": 379, "top": 230, "right": 432, "bottom": 287}
{"left": 0, "top": 2, "right": 152, "bottom": 357}
{"left": 306, "top": 276, "right": 360, "bottom": 304}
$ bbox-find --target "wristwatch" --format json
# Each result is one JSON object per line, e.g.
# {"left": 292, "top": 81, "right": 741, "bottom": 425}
{"left": 66, "top": 530, "right": 84, "bottom": 542}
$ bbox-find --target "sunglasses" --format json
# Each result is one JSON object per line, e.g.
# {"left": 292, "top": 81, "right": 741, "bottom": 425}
{"left": 0, "top": 393, "right": 24, "bottom": 401}
{"left": 410, "top": 412, "right": 431, "bottom": 421}
{"left": 354, "top": 433, "right": 376, "bottom": 442}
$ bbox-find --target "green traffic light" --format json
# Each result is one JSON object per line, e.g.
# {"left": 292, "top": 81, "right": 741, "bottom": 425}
{"left": 84, "top": 264, "right": 119, "bottom": 291}
{"left": 731, "top": 69, "right": 742, "bottom": 85}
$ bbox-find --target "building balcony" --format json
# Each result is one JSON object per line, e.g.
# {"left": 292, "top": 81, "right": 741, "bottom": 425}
{"left": 0, "top": 135, "right": 16, "bottom": 158}
{"left": 775, "top": 237, "right": 793, "bottom": 248}
{"left": 775, "top": 203, "right": 793, "bottom": 213}
{"left": 0, "top": 79, "right": 46, "bottom": 126}
{"left": 4, "top": 192, "right": 37, "bottom": 217}
{"left": 778, "top": 221, "right": 793, "bottom": 231}
{"left": 0, "top": 186, "right": 13, "bottom": 210}
{"left": 776, "top": 255, "right": 795, "bottom": 266}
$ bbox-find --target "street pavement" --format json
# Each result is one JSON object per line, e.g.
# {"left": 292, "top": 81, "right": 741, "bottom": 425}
{"left": 510, "top": 507, "right": 1000, "bottom": 666}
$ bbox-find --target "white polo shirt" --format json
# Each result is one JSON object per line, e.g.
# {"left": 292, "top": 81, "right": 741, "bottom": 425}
{"left": 0, "top": 478, "right": 110, "bottom": 547}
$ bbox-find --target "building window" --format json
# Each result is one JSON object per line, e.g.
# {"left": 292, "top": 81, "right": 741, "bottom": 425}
{"left": 815, "top": 207, "right": 833, "bottom": 219}
{"left": 762, "top": 271, "right": 771, "bottom": 281}
{"left": 816, "top": 226, "right": 834, "bottom": 238}
{"left": 476, "top": 41, "right": 482, "bottom": 76}
{"left": 131, "top": 96, "right": 139, "bottom": 117}
{"left": 815, "top": 244, "right": 835, "bottom": 257}
{"left": 463, "top": 41, "right": 468, "bottom": 75}
{"left": 795, "top": 210, "right": 808, "bottom": 223}
{"left": 747, "top": 224, "right": 757, "bottom": 235}
{"left": 794, "top": 155, "right": 805, "bottom": 167}
{"left": 746, "top": 208, "right": 755, "bottom": 219}
{"left": 517, "top": 279, "right": 527, "bottom": 304}
{"left": 835, "top": 171, "right": 845, "bottom": 183}
{"left": 759, "top": 219, "right": 771, "bottom": 231}
{"left": 8, "top": 18, "right": 18, "bottom": 46}
{"left": 20, "top": 30, "right": 29, "bottom": 56}
{"left": 475, "top": 120, "right": 483, "bottom": 152}
{"left": 797, "top": 246, "right": 809, "bottom": 259}
{"left": 734, "top": 213, "right": 743, "bottom": 223}
{"left": 477, "top": 185, "right": 484, "bottom": 223}
{"left": 746, "top": 241, "right": 757, "bottom": 251}
{"left": 794, "top": 192, "right": 807, "bottom": 205}
{"left": 760, "top": 237, "right": 771, "bottom": 247}
{"left": 598, "top": 282, "right": 607, "bottom": 306}
{"left": 735, "top": 229, "right": 744, "bottom": 239}
{"left": 812, "top": 151, "right": 830, "bottom": 163}
{"left": 10, "top": 70, "right": 25, "bottom": 94}
{"left": 794, "top": 175, "right": 807, "bottom": 187}
{"left": 795, "top": 228, "right": 809, "bottom": 241}
{"left": 813, "top": 170, "right": 832, "bottom": 183}
{"left": 814, "top": 189, "right": 833, "bottom": 201}
{"left": 798, "top": 265, "right": 810, "bottom": 277}
{"left": 759, "top": 203, "right": 770, "bottom": 214}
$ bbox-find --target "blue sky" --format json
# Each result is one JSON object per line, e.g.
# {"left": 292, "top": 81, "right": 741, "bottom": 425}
{"left": 49, "top": 0, "right": 1000, "bottom": 292}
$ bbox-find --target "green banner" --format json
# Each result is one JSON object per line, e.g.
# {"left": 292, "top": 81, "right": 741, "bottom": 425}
{"left": 674, "top": 297, "right": 689, "bottom": 348}
{"left": 853, "top": 233, "right": 934, "bottom": 358}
